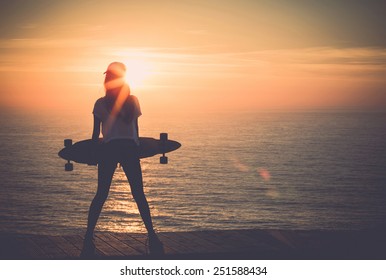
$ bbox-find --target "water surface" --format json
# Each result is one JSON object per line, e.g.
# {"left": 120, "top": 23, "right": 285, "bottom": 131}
{"left": 0, "top": 110, "right": 385, "bottom": 235}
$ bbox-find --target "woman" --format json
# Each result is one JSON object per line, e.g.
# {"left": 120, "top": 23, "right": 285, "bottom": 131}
{"left": 81, "top": 62, "right": 164, "bottom": 257}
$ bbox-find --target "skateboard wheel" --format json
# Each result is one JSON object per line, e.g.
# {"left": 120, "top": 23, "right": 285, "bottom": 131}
{"left": 64, "top": 139, "right": 73, "bottom": 147}
{"left": 65, "top": 162, "right": 73, "bottom": 171}
{"left": 160, "top": 156, "right": 168, "bottom": 164}
{"left": 160, "top": 133, "right": 168, "bottom": 142}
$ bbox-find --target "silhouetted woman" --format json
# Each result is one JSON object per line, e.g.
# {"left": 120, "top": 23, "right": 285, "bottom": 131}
{"left": 81, "top": 62, "right": 163, "bottom": 257}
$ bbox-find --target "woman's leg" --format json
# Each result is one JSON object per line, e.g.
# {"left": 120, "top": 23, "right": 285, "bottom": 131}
{"left": 84, "top": 160, "right": 116, "bottom": 239}
{"left": 122, "top": 155, "right": 164, "bottom": 255}
{"left": 121, "top": 159, "right": 155, "bottom": 234}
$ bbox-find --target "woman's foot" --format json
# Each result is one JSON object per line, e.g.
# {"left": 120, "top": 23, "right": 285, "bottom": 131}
{"left": 80, "top": 236, "right": 96, "bottom": 259}
{"left": 147, "top": 232, "right": 165, "bottom": 256}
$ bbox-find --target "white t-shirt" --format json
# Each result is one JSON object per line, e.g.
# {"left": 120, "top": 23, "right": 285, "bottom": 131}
{"left": 93, "top": 95, "right": 142, "bottom": 144}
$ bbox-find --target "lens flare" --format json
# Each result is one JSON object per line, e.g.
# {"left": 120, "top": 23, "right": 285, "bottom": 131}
{"left": 258, "top": 168, "right": 271, "bottom": 181}
{"left": 230, "top": 157, "right": 250, "bottom": 172}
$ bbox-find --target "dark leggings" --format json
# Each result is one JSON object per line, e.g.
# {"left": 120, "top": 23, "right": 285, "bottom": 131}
{"left": 85, "top": 140, "right": 154, "bottom": 239}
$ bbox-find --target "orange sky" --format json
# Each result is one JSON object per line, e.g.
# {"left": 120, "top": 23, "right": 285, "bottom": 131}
{"left": 1, "top": 0, "right": 386, "bottom": 115}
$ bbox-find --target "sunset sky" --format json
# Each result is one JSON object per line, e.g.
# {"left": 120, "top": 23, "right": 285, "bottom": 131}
{"left": 1, "top": 0, "right": 386, "bottom": 114}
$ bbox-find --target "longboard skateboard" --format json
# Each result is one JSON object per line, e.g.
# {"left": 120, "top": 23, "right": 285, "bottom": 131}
{"left": 58, "top": 133, "right": 181, "bottom": 171}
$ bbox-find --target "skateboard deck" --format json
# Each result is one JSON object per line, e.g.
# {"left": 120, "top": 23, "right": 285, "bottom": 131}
{"left": 58, "top": 133, "right": 181, "bottom": 171}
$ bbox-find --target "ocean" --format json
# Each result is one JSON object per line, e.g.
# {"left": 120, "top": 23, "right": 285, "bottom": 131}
{"left": 0, "top": 110, "right": 385, "bottom": 235}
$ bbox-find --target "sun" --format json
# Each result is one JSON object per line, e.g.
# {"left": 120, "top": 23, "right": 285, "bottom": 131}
{"left": 123, "top": 58, "right": 152, "bottom": 90}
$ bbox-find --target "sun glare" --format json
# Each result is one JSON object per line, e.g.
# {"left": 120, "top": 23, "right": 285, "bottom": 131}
{"left": 122, "top": 58, "right": 152, "bottom": 90}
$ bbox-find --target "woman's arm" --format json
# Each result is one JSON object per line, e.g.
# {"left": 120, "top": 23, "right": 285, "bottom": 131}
{"left": 135, "top": 118, "right": 139, "bottom": 138}
{"left": 92, "top": 115, "right": 101, "bottom": 141}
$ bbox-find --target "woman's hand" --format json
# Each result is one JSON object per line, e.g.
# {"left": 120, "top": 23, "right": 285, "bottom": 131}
{"left": 92, "top": 115, "right": 101, "bottom": 141}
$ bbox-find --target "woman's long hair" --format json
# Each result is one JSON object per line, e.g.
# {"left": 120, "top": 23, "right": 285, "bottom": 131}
{"left": 104, "top": 70, "right": 134, "bottom": 124}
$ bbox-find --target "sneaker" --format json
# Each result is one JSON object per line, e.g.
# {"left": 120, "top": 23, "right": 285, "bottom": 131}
{"left": 147, "top": 232, "right": 165, "bottom": 256}
{"left": 80, "top": 237, "right": 96, "bottom": 258}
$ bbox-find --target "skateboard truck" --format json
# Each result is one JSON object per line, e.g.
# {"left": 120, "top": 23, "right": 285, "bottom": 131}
{"left": 160, "top": 133, "right": 168, "bottom": 164}
{"left": 64, "top": 139, "right": 74, "bottom": 171}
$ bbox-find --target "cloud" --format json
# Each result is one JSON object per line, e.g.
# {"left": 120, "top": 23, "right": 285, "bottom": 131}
{"left": 0, "top": 37, "right": 107, "bottom": 72}
{"left": 183, "top": 29, "right": 209, "bottom": 35}
{"left": 1, "top": 33, "right": 386, "bottom": 84}
{"left": 0, "top": 37, "right": 102, "bottom": 50}
{"left": 217, "top": 47, "right": 386, "bottom": 80}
